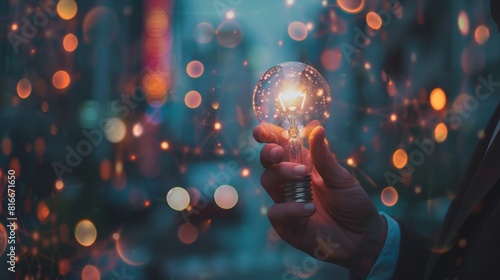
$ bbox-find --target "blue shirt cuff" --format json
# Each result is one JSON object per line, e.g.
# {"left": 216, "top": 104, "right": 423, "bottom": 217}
{"left": 366, "top": 212, "right": 400, "bottom": 280}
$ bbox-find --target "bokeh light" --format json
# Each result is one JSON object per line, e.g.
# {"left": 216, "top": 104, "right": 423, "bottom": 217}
{"left": 166, "top": 187, "right": 190, "bottom": 211}
{"left": 146, "top": 8, "right": 169, "bottom": 37}
{"left": 161, "top": 141, "right": 170, "bottom": 150}
{"left": 58, "top": 259, "right": 71, "bottom": 275}
{"left": 132, "top": 123, "right": 143, "bottom": 137}
{"left": 104, "top": 118, "right": 127, "bottom": 143}
{"left": 337, "top": 0, "right": 365, "bottom": 14}
{"left": 16, "top": 78, "right": 32, "bottom": 99}
{"left": 186, "top": 60, "right": 204, "bottom": 78}
{"left": 178, "top": 223, "right": 198, "bottom": 244}
{"left": 214, "top": 185, "right": 238, "bottom": 210}
{"left": 63, "top": 33, "right": 78, "bottom": 52}
{"left": 381, "top": 186, "right": 398, "bottom": 206}
{"left": 392, "top": 149, "right": 408, "bottom": 169}
{"left": 52, "top": 70, "right": 71, "bottom": 90}
{"left": 320, "top": 48, "right": 342, "bottom": 71}
{"left": 184, "top": 90, "right": 202, "bottom": 109}
{"left": 474, "top": 25, "right": 489, "bottom": 45}
{"left": 216, "top": 21, "right": 243, "bottom": 48}
{"left": 0, "top": 224, "right": 7, "bottom": 255}
{"left": 434, "top": 123, "right": 448, "bottom": 143}
{"left": 57, "top": 0, "right": 78, "bottom": 20}
{"left": 75, "top": 219, "right": 97, "bottom": 247}
{"left": 288, "top": 21, "right": 308, "bottom": 41}
{"left": 194, "top": 22, "right": 214, "bottom": 44}
{"left": 430, "top": 88, "right": 447, "bottom": 111}
{"left": 458, "top": 11, "right": 469, "bottom": 36}
{"left": 2, "top": 137, "right": 12, "bottom": 155}
{"left": 214, "top": 122, "right": 222, "bottom": 130}
{"left": 37, "top": 201, "right": 50, "bottom": 223}
{"left": 366, "top": 12, "right": 382, "bottom": 30}
{"left": 81, "top": 265, "right": 100, "bottom": 280}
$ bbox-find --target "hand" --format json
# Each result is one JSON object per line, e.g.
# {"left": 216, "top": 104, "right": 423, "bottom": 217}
{"left": 254, "top": 125, "right": 387, "bottom": 278}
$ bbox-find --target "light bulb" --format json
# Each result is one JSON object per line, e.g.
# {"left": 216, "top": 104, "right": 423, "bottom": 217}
{"left": 253, "top": 61, "right": 331, "bottom": 202}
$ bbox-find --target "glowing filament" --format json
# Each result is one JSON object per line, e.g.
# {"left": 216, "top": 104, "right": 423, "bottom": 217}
{"left": 278, "top": 90, "right": 306, "bottom": 112}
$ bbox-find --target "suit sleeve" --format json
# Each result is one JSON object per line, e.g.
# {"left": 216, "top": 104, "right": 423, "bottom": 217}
{"left": 391, "top": 220, "right": 433, "bottom": 280}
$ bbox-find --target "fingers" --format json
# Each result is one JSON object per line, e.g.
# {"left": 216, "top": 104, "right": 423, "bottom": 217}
{"left": 260, "top": 144, "right": 284, "bottom": 168}
{"left": 253, "top": 123, "right": 287, "bottom": 145}
{"left": 267, "top": 202, "right": 316, "bottom": 224}
{"left": 260, "top": 162, "right": 308, "bottom": 202}
{"left": 309, "top": 126, "right": 357, "bottom": 189}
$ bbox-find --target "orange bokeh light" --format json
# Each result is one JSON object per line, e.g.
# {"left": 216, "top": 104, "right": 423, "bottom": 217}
{"left": 186, "top": 60, "right": 204, "bottom": 78}
{"left": 161, "top": 141, "right": 169, "bottom": 150}
{"left": 63, "top": 33, "right": 78, "bottom": 52}
{"left": 57, "top": 0, "right": 78, "bottom": 20}
{"left": 381, "top": 186, "right": 398, "bottom": 206}
{"left": 17, "top": 78, "right": 32, "bottom": 99}
{"left": 288, "top": 21, "right": 308, "bottom": 41}
{"left": 337, "top": 0, "right": 365, "bottom": 14}
{"left": 474, "top": 25, "right": 489, "bottom": 45}
{"left": 178, "top": 223, "right": 198, "bottom": 244}
{"left": 366, "top": 12, "right": 382, "bottom": 30}
{"left": 184, "top": 90, "right": 202, "bottom": 108}
{"left": 214, "top": 122, "right": 222, "bottom": 130}
{"left": 430, "top": 88, "right": 446, "bottom": 111}
{"left": 81, "top": 265, "right": 100, "bottom": 280}
{"left": 392, "top": 149, "right": 408, "bottom": 169}
{"left": 52, "top": 70, "right": 71, "bottom": 90}
{"left": 434, "top": 123, "right": 448, "bottom": 143}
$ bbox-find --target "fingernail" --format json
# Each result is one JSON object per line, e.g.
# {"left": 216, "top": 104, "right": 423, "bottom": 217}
{"left": 304, "top": 203, "right": 315, "bottom": 214}
{"left": 270, "top": 147, "right": 280, "bottom": 161}
{"left": 293, "top": 165, "right": 307, "bottom": 176}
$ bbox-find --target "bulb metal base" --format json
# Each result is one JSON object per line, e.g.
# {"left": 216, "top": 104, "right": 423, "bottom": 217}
{"left": 283, "top": 175, "right": 312, "bottom": 203}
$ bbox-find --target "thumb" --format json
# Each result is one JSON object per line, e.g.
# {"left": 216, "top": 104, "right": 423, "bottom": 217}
{"left": 309, "top": 126, "right": 357, "bottom": 189}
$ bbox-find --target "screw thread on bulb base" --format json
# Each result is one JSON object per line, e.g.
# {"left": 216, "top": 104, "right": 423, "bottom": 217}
{"left": 283, "top": 175, "right": 312, "bottom": 203}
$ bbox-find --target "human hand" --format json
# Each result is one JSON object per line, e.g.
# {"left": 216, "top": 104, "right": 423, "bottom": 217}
{"left": 254, "top": 125, "right": 387, "bottom": 278}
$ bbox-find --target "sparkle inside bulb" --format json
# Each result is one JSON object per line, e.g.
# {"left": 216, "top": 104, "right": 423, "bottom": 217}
{"left": 253, "top": 62, "right": 331, "bottom": 135}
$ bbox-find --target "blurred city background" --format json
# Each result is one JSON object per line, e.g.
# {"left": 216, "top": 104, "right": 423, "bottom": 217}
{"left": 1, "top": 0, "right": 500, "bottom": 279}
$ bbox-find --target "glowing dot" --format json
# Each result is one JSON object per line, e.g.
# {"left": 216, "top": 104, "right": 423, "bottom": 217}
{"left": 178, "top": 223, "right": 198, "bottom": 244}
{"left": 366, "top": 11, "right": 382, "bottom": 30}
{"left": 37, "top": 201, "right": 50, "bottom": 223}
{"left": 104, "top": 118, "right": 126, "bottom": 143}
{"left": 75, "top": 219, "right": 97, "bottom": 247}
{"left": 241, "top": 168, "right": 250, "bottom": 177}
{"left": 430, "top": 88, "right": 446, "bottom": 111}
{"left": 415, "top": 185, "right": 422, "bottom": 194}
{"left": 347, "top": 158, "right": 355, "bottom": 166}
{"left": 59, "top": 259, "right": 71, "bottom": 275}
{"left": 57, "top": 0, "right": 78, "bottom": 20}
{"left": 113, "top": 233, "right": 120, "bottom": 240}
{"left": 184, "top": 90, "right": 202, "bottom": 109}
{"left": 214, "top": 185, "right": 238, "bottom": 210}
{"left": 392, "top": 149, "right": 408, "bottom": 169}
{"left": 55, "top": 179, "right": 64, "bottom": 190}
{"left": 52, "top": 70, "right": 71, "bottom": 90}
{"left": 288, "top": 21, "right": 308, "bottom": 41}
{"left": 166, "top": 187, "right": 190, "bottom": 211}
{"left": 16, "top": 78, "right": 32, "bottom": 99}
{"left": 132, "top": 123, "right": 143, "bottom": 137}
{"left": 214, "top": 122, "right": 222, "bottom": 130}
{"left": 81, "top": 265, "right": 100, "bottom": 280}
{"left": 212, "top": 102, "right": 219, "bottom": 110}
{"left": 321, "top": 48, "right": 342, "bottom": 71}
{"left": 381, "top": 186, "right": 398, "bottom": 206}
{"left": 337, "top": 0, "right": 365, "bottom": 14}
{"left": 186, "top": 60, "right": 204, "bottom": 78}
{"left": 160, "top": 141, "right": 169, "bottom": 150}
{"left": 63, "top": 33, "right": 78, "bottom": 52}
{"left": 11, "top": 23, "right": 18, "bottom": 31}
{"left": 390, "top": 114, "right": 397, "bottom": 122}
{"left": 225, "top": 10, "right": 235, "bottom": 20}
{"left": 474, "top": 25, "right": 489, "bottom": 45}
{"left": 306, "top": 22, "right": 314, "bottom": 30}
{"left": 434, "top": 123, "right": 448, "bottom": 143}
{"left": 458, "top": 11, "right": 469, "bottom": 36}
{"left": 2, "top": 138, "right": 12, "bottom": 155}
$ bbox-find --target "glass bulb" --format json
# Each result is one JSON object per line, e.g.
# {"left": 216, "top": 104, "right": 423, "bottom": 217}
{"left": 253, "top": 61, "right": 331, "bottom": 202}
